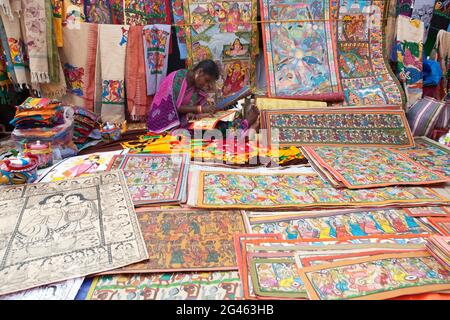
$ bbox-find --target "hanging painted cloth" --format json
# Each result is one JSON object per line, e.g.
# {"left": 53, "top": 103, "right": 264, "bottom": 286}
{"left": 60, "top": 22, "right": 98, "bottom": 111}
{"left": 109, "top": 0, "right": 124, "bottom": 24}
{"left": 63, "top": 0, "right": 85, "bottom": 25}
{"left": 52, "top": 0, "right": 63, "bottom": 47}
{"left": 424, "top": 0, "right": 450, "bottom": 56}
{"left": 98, "top": 24, "right": 129, "bottom": 123}
{"left": 0, "top": 38, "right": 12, "bottom": 103}
{"left": 124, "top": 0, "right": 171, "bottom": 26}
{"left": 126, "top": 25, "right": 150, "bottom": 121}
{"left": 22, "top": 0, "right": 50, "bottom": 84}
{"left": 0, "top": 0, "right": 12, "bottom": 19}
{"left": 84, "top": 0, "right": 112, "bottom": 24}
{"left": 143, "top": 24, "right": 171, "bottom": 96}
{"left": 396, "top": 0, "right": 414, "bottom": 17}
{"left": 170, "top": 0, "right": 187, "bottom": 60}
{"left": 0, "top": 16, "right": 16, "bottom": 85}
{"left": 0, "top": 10, "right": 30, "bottom": 89}
{"left": 396, "top": 15, "right": 424, "bottom": 107}
{"left": 411, "top": 0, "right": 436, "bottom": 42}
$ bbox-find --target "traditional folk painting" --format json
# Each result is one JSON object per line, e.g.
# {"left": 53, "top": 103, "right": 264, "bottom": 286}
{"left": 401, "top": 137, "right": 450, "bottom": 177}
{"left": 38, "top": 151, "right": 126, "bottom": 183}
{"left": 183, "top": 0, "right": 258, "bottom": 108}
{"left": 302, "top": 147, "right": 449, "bottom": 189}
{"left": 0, "top": 278, "right": 84, "bottom": 300}
{"left": 298, "top": 251, "right": 450, "bottom": 300}
{"left": 404, "top": 206, "right": 450, "bottom": 217}
{"left": 261, "top": 109, "right": 414, "bottom": 148}
{"left": 85, "top": 272, "right": 243, "bottom": 300}
{"left": 124, "top": 0, "right": 172, "bottom": 25}
{"left": 195, "top": 171, "right": 449, "bottom": 209}
{"left": 250, "top": 257, "right": 308, "bottom": 299}
{"left": 243, "top": 208, "right": 431, "bottom": 240}
{"left": 103, "top": 209, "right": 245, "bottom": 273}
{"left": 106, "top": 154, "right": 189, "bottom": 206}
{"left": 0, "top": 171, "right": 148, "bottom": 296}
{"left": 261, "top": 0, "right": 343, "bottom": 101}
{"left": 84, "top": 0, "right": 112, "bottom": 23}
{"left": 427, "top": 217, "right": 450, "bottom": 236}
{"left": 332, "top": 0, "right": 404, "bottom": 106}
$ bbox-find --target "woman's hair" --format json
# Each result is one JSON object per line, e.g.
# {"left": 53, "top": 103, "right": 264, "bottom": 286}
{"left": 193, "top": 59, "right": 220, "bottom": 80}
{"left": 65, "top": 193, "right": 88, "bottom": 202}
{"left": 39, "top": 193, "right": 64, "bottom": 205}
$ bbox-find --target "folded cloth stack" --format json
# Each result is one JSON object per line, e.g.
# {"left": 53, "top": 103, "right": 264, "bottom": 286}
{"left": 10, "top": 97, "right": 78, "bottom": 159}
{"left": 72, "top": 106, "right": 102, "bottom": 151}
{"left": 9, "top": 97, "right": 65, "bottom": 129}
{"left": 426, "top": 236, "right": 450, "bottom": 270}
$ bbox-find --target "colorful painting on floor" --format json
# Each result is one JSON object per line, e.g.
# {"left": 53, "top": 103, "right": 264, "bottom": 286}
{"left": 250, "top": 257, "right": 308, "bottom": 298}
{"left": 298, "top": 251, "right": 450, "bottom": 300}
{"left": 402, "top": 137, "right": 450, "bottom": 177}
{"left": 260, "top": 0, "right": 342, "bottom": 101}
{"left": 106, "top": 154, "right": 189, "bottom": 206}
{"left": 0, "top": 278, "right": 84, "bottom": 300}
{"left": 404, "top": 206, "right": 450, "bottom": 217}
{"left": 427, "top": 217, "right": 450, "bottom": 235}
{"left": 0, "top": 171, "right": 148, "bottom": 296}
{"left": 38, "top": 151, "right": 126, "bottom": 182}
{"left": 183, "top": 0, "right": 258, "bottom": 108}
{"left": 261, "top": 109, "right": 414, "bottom": 147}
{"left": 195, "top": 171, "right": 449, "bottom": 209}
{"left": 302, "top": 147, "right": 449, "bottom": 189}
{"left": 243, "top": 208, "right": 430, "bottom": 240}
{"left": 85, "top": 272, "right": 243, "bottom": 300}
{"left": 332, "top": 0, "right": 404, "bottom": 106}
{"left": 104, "top": 209, "right": 245, "bottom": 273}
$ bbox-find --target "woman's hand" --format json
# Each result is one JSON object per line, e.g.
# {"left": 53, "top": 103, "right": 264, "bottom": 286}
{"left": 201, "top": 104, "right": 216, "bottom": 116}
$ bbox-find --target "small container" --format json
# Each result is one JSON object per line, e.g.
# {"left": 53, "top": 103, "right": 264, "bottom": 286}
{"left": 0, "top": 152, "right": 38, "bottom": 185}
{"left": 24, "top": 140, "right": 53, "bottom": 169}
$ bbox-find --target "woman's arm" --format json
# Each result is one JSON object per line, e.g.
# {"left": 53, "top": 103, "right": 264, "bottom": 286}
{"left": 179, "top": 103, "right": 215, "bottom": 115}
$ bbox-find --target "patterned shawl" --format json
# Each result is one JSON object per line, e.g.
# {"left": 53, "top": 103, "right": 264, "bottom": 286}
{"left": 84, "top": 0, "right": 112, "bottom": 24}
{"left": 143, "top": 24, "right": 171, "bottom": 95}
{"left": 22, "top": 0, "right": 50, "bottom": 84}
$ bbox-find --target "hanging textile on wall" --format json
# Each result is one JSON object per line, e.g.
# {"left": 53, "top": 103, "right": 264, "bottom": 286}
{"left": 385, "top": 0, "right": 398, "bottom": 63}
{"left": 332, "top": 0, "right": 404, "bottom": 106}
{"left": 84, "top": 0, "right": 112, "bottom": 23}
{"left": 0, "top": 17, "right": 16, "bottom": 85}
{"left": 52, "top": 0, "right": 64, "bottom": 47}
{"left": 0, "top": 37, "right": 12, "bottom": 103}
{"left": 60, "top": 22, "right": 98, "bottom": 111}
{"left": 22, "top": 0, "right": 50, "bottom": 84}
{"left": 183, "top": 0, "right": 258, "bottom": 108}
{"left": 411, "top": 0, "right": 437, "bottom": 42}
{"left": 171, "top": 0, "right": 187, "bottom": 59}
{"left": 0, "top": 11, "right": 30, "bottom": 89}
{"left": 124, "top": 0, "right": 172, "bottom": 25}
{"left": 143, "top": 24, "right": 171, "bottom": 96}
{"left": 98, "top": 24, "right": 129, "bottom": 123}
{"left": 109, "top": 0, "right": 124, "bottom": 24}
{"left": 63, "top": 0, "right": 86, "bottom": 25}
{"left": 396, "top": 0, "right": 414, "bottom": 17}
{"left": 261, "top": 0, "right": 343, "bottom": 101}
{"left": 424, "top": 0, "right": 450, "bottom": 56}
{"left": 126, "top": 25, "right": 150, "bottom": 121}
{"left": 396, "top": 15, "right": 424, "bottom": 107}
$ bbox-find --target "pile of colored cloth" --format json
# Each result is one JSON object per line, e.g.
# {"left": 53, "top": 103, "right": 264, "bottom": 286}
{"left": 10, "top": 97, "right": 78, "bottom": 159}
{"left": 72, "top": 106, "right": 102, "bottom": 151}
{"left": 121, "top": 133, "right": 306, "bottom": 166}
{"left": 9, "top": 97, "right": 65, "bottom": 129}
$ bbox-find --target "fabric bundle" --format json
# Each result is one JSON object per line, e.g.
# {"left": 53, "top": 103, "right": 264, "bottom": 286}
{"left": 406, "top": 96, "right": 447, "bottom": 137}
{"left": 97, "top": 23, "right": 129, "bottom": 123}
{"left": 126, "top": 25, "right": 150, "bottom": 121}
{"left": 60, "top": 22, "right": 98, "bottom": 111}
{"left": 396, "top": 15, "right": 424, "bottom": 107}
{"left": 72, "top": 105, "right": 101, "bottom": 150}
{"left": 10, "top": 97, "right": 64, "bottom": 129}
{"left": 143, "top": 24, "right": 171, "bottom": 96}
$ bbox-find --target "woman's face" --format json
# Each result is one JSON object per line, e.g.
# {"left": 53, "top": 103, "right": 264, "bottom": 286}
{"left": 194, "top": 70, "right": 216, "bottom": 91}
{"left": 66, "top": 195, "right": 82, "bottom": 204}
